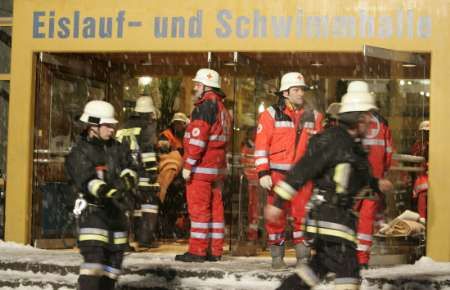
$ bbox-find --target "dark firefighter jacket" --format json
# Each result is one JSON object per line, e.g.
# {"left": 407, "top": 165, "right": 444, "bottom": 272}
{"left": 116, "top": 116, "right": 159, "bottom": 194}
{"left": 273, "top": 125, "right": 379, "bottom": 246}
{"left": 65, "top": 133, "right": 136, "bottom": 250}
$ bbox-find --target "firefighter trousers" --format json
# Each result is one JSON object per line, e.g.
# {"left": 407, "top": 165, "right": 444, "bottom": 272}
{"left": 277, "top": 240, "right": 360, "bottom": 290}
{"left": 78, "top": 245, "right": 123, "bottom": 290}
{"left": 266, "top": 171, "right": 313, "bottom": 245}
{"left": 186, "top": 178, "right": 225, "bottom": 257}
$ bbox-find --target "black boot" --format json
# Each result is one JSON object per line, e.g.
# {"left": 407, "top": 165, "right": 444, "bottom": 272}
{"left": 175, "top": 252, "right": 206, "bottom": 263}
{"left": 277, "top": 274, "right": 311, "bottom": 290}
{"left": 206, "top": 254, "right": 222, "bottom": 262}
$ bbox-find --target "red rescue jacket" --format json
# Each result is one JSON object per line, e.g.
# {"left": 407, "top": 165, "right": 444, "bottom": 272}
{"left": 362, "top": 112, "right": 393, "bottom": 179}
{"left": 255, "top": 100, "right": 323, "bottom": 178}
{"left": 183, "top": 90, "right": 232, "bottom": 181}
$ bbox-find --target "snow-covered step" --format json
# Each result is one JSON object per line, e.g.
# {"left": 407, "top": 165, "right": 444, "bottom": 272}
{"left": 0, "top": 241, "right": 449, "bottom": 289}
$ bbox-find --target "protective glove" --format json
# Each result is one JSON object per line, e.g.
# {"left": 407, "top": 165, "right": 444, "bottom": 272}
{"left": 259, "top": 175, "right": 273, "bottom": 190}
{"left": 116, "top": 173, "right": 137, "bottom": 192}
{"left": 182, "top": 168, "right": 191, "bottom": 181}
{"left": 97, "top": 184, "right": 124, "bottom": 200}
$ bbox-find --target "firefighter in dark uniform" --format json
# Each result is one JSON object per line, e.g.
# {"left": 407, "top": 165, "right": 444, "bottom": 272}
{"left": 266, "top": 81, "right": 393, "bottom": 290}
{"left": 116, "top": 96, "right": 160, "bottom": 249}
{"left": 65, "top": 100, "right": 137, "bottom": 290}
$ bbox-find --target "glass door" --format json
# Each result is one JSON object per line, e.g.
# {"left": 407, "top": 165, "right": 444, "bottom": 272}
{"left": 361, "top": 45, "right": 430, "bottom": 261}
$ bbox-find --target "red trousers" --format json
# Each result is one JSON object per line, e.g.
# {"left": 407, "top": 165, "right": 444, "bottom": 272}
{"left": 417, "top": 192, "right": 427, "bottom": 220}
{"left": 186, "top": 179, "right": 224, "bottom": 257}
{"left": 356, "top": 198, "right": 378, "bottom": 265}
{"left": 265, "top": 171, "right": 313, "bottom": 245}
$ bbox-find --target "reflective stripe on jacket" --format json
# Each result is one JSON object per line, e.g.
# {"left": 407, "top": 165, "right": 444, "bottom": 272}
{"left": 254, "top": 101, "right": 323, "bottom": 177}
{"left": 183, "top": 90, "right": 232, "bottom": 181}
{"left": 362, "top": 112, "right": 393, "bottom": 179}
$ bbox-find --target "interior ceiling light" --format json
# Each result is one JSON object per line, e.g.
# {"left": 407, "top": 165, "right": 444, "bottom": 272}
{"left": 402, "top": 63, "right": 417, "bottom": 68}
{"left": 311, "top": 61, "right": 324, "bottom": 67}
{"left": 223, "top": 61, "right": 237, "bottom": 66}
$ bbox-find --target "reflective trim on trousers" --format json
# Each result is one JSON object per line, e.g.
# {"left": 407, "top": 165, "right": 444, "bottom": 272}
{"left": 192, "top": 167, "right": 225, "bottom": 174}
{"left": 270, "top": 163, "right": 292, "bottom": 171}
{"left": 189, "top": 138, "right": 206, "bottom": 148}
{"left": 210, "top": 222, "right": 225, "bottom": 229}
{"left": 79, "top": 263, "right": 106, "bottom": 277}
{"left": 79, "top": 228, "right": 109, "bottom": 237}
{"left": 306, "top": 220, "right": 355, "bottom": 237}
{"left": 362, "top": 139, "right": 385, "bottom": 146}
{"left": 103, "top": 265, "right": 122, "bottom": 280}
{"left": 254, "top": 150, "right": 268, "bottom": 157}
{"left": 191, "top": 221, "right": 209, "bottom": 229}
{"left": 80, "top": 263, "right": 121, "bottom": 280}
{"left": 357, "top": 243, "right": 370, "bottom": 251}
{"left": 305, "top": 225, "right": 356, "bottom": 243}
{"left": 133, "top": 210, "right": 142, "bottom": 217}
{"left": 357, "top": 233, "right": 372, "bottom": 242}
{"left": 113, "top": 231, "right": 128, "bottom": 245}
{"left": 191, "top": 232, "right": 208, "bottom": 239}
{"left": 268, "top": 233, "right": 284, "bottom": 241}
{"left": 275, "top": 121, "right": 294, "bottom": 128}
{"left": 209, "top": 232, "right": 224, "bottom": 239}
{"left": 79, "top": 227, "right": 109, "bottom": 243}
{"left": 141, "top": 204, "right": 159, "bottom": 213}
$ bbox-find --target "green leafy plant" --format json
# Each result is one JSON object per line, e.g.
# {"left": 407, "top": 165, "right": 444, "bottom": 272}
{"left": 158, "top": 77, "right": 182, "bottom": 131}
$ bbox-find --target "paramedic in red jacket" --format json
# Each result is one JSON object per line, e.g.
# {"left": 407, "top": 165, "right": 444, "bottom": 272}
{"left": 255, "top": 72, "right": 323, "bottom": 269}
{"left": 356, "top": 107, "right": 393, "bottom": 268}
{"left": 175, "top": 68, "right": 231, "bottom": 263}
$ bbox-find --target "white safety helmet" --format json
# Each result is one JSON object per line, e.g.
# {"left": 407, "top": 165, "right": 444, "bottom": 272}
{"left": 80, "top": 100, "right": 118, "bottom": 125}
{"left": 339, "top": 81, "right": 378, "bottom": 114}
{"left": 135, "top": 96, "right": 157, "bottom": 114}
{"left": 171, "top": 112, "right": 188, "bottom": 124}
{"left": 419, "top": 120, "right": 430, "bottom": 131}
{"left": 192, "top": 68, "right": 221, "bottom": 88}
{"left": 279, "top": 72, "right": 307, "bottom": 92}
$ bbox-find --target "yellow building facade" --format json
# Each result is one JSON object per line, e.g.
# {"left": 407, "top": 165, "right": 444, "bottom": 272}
{"left": 5, "top": 0, "right": 450, "bottom": 260}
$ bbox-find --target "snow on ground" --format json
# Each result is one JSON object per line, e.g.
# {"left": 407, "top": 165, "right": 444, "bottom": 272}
{"left": 0, "top": 241, "right": 450, "bottom": 289}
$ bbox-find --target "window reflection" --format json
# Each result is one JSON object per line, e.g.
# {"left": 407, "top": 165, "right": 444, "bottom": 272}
{"left": 0, "top": 27, "right": 11, "bottom": 74}
{"left": 32, "top": 52, "right": 430, "bottom": 255}
{"left": 0, "top": 0, "right": 12, "bottom": 17}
